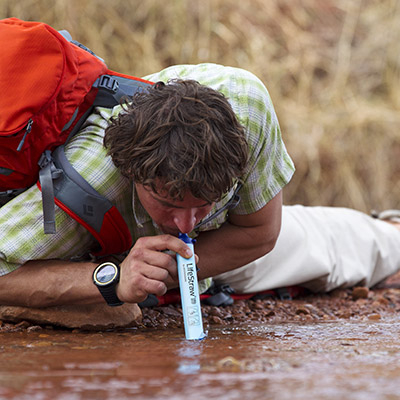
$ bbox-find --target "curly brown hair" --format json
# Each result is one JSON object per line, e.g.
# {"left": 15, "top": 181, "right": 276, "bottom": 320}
{"left": 104, "top": 79, "right": 248, "bottom": 202}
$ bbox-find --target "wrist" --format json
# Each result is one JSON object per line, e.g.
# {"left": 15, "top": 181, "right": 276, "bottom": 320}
{"left": 93, "top": 262, "right": 124, "bottom": 307}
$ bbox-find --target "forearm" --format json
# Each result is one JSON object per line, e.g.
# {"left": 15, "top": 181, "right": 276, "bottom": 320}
{"left": 195, "top": 192, "right": 283, "bottom": 280}
{"left": 0, "top": 234, "right": 195, "bottom": 308}
{"left": 0, "top": 260, "right": 102, "bottom": 307}
{"left": 195, "top": 222, "right": 277, "bottom": 280}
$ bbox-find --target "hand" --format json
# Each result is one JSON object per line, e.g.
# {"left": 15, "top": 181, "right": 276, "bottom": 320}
{"left": 116, "top": 235, "right": 193, "bottom": 303}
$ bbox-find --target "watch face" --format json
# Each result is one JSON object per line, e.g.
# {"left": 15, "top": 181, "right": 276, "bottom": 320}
{"left": 95, "top": 264, "right": 117, "bottom": 285}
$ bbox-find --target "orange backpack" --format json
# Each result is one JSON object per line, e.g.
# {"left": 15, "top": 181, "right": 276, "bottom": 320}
{"left": 0, "top": 18, "right": 153, "bottom": 256}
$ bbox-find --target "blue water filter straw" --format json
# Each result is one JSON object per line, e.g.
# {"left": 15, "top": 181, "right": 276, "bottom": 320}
{"left": 177, "top": 233, "right": 206, "bottom": 340}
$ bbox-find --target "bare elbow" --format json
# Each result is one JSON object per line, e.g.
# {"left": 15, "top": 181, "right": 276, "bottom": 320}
{"left": 256, "top": 232, "right": 279, "bottom": 259}
{"left": 252, "top": 221, "right": 281, "bottom": 259}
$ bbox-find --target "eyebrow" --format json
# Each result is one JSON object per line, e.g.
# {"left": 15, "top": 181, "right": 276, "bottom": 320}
{"left": 151, "top": 194, "right": 211, "bottom": 209}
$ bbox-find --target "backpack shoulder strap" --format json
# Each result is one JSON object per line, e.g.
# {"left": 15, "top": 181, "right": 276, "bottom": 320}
{"left": 35, "top": 30, "right": 152, "bottom": 254}
{"left": 38, "top": 72, "right": 152, "bottom": 244}
{"left": 38, "top": 146, "right": 132, "bottom": 257}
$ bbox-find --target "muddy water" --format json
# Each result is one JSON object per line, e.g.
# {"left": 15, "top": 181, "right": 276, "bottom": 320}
{"left": 1, "top": 318, "right": 400, "bottom": 400}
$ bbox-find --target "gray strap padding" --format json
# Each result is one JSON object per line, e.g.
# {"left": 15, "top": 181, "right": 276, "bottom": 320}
{"left": 58, "top": 30, "right": 105, "bottom": 63}
{"left": 51, "top": 146, "right": 112, "bottom": 233}
{"left": 58, "top": 30, "right": 72, "bottom": 41}
{"left": 38, "top": 151, "right": 62, "bottom": 234}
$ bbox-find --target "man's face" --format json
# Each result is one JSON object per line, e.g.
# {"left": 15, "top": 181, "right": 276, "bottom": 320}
{"left": 135, "top": 183, "right": 214, "bottom": 236}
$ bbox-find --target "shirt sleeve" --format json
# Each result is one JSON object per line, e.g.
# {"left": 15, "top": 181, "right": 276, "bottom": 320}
{"left": 229, "top": 71, "right": 295, "bottom": 215}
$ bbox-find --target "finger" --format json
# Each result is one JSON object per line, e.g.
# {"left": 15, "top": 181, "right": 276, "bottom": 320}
{"left": 140, "top": 263, "right": 170, "bottom": 282}
{"left": 140, "top": 277, "right": 168, "bottom": 297}
{"left": 117, "top": 267, "right": 167, "bottom": 303}
{"left": 134, "top": 235, "right": 193, "bottom": 259}
{"left": 128, "top": 247, "right": 177, "bottom": 276}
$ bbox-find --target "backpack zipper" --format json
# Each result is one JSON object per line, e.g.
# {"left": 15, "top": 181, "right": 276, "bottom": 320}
{"left": 17, "top": 119, "right": 33, "bottom": 151}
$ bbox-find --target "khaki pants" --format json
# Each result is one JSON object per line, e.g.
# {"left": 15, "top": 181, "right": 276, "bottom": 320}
{"left": 214, "top": 206, "right": 400, "bottom": 293}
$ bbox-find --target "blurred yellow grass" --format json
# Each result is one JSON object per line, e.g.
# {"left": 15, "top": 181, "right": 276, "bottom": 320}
{"left": 1, "top": 0, "right": 399, "bottom": 212}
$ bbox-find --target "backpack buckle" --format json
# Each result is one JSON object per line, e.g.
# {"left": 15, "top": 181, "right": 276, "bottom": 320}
{"left": 97, "top": 75, "right": 120, "bottom": 93}
{"left": 38, "top": 150, "right": 63, "bottom": 180}
{"left": 38, "top": 150, "right": 53, "bottom": 169}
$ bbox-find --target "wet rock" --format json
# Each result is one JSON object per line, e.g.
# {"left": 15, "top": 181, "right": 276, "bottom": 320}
{"left": 295, "top": 307, "right": 310, "bottom": 315}
{"left": 265, "top": 310, "right": 275, "bottom": 317}
{"left": 355, "top": 299, "right": 368, "bottom": 307}
{"left": 373, "top": 295, "right": 390, "bottom": 306}
{"left": 210, "top": 316, "right": 224, "bottom": 325}
{"left": 251, "top": 300, "right": 265, "bottom": 310}
{"left": 330, "top": 289, "right": 349, "bottom": 299}
{"left": 336, "top": 311, "right": 352, "bottom": 319}
{"left": 161, "top": 306, "right": 182, "bottom": 317}
{"left": 383, "top": 289, "right": 400, "bottom": 304}
{"left": 303, "top": 304, "right": 324, "bottom": 317}
{"left": 368, "top": 313, "right": 381, "bottom": 320}
{"left": 27, "top": 325, "right": 43, "bottom": 332}
{"left": 14, "top": 320, "right": 30, "bottom": 329}
{"left": 352, "top": 287, "right": 369, "bottom": 300}
{"left": 207, "top": 307, "right": 225, "bottom": 318}
{"left": 250, "top": 313, "right": 262, "bottom": 321}
{"left": 216, "top": 356, "right": 244, "bottom": 372}
{"left": 0, "top": 303, "right": 142, "bottom": 330}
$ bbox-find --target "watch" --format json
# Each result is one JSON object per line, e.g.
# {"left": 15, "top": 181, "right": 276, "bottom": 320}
{"left": 93, "top": 262, "right": 124, "bottom": 307}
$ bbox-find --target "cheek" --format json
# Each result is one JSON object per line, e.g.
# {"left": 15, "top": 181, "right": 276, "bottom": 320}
{"left": 197, "top": 206, "right": 213, "bottom": 220}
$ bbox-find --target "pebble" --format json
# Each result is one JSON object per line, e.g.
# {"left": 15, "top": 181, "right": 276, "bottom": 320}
{"left": 27, "top": 325, "right": 43, "bottom": 332}
{"left": 161, "top": 307, "right": 182, "bottom": 317}
{"left": 330, "top": 289, "right": 349, "bottom": 299}
{"left": 295, "top": 307, "right": 310, "bottom": 315}
{"left": 216, "top": 356, "right": 244, "bottom": 372}
{"left": 207, "top": 307, "right": 225, "bottom": 318}
{"left": 210, "top": 316, "right": 224, "bottom": 325}
{"left": 374, "top": 296, "right": 390, "bottom": 306}
{"left": 251, "top": 301, "right": 265, "bottom": 310}
{"left": 15, "top": 321, "right": 31, "bottom": 329}
{"left": 352, "top": 287, "right": 369, "bottom": 300}
{"left": 368, "top": 313, "right": 381, "bottom": 320}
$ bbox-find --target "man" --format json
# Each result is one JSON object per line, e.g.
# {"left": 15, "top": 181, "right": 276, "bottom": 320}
{"left": 0, "top": 63, "right": 399, "bottom": 309}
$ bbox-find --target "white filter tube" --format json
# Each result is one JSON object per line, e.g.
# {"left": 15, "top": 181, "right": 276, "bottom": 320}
{"left": 176, "top": 233, "right": 206, "bottom": 340}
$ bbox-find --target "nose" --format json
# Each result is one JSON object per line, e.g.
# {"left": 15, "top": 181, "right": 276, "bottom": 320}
{"left": 173, "top": 208, "right": 198, "bottom": 234}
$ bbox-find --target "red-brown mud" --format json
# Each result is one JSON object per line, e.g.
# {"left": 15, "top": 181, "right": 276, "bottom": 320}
{"left": 1, "top": 272, "right": 400, "bottom": 400}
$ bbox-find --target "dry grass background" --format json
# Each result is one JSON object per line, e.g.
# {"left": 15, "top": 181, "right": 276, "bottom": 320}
{"left": 1, "top": 0, "right": 399, "bottom": 212}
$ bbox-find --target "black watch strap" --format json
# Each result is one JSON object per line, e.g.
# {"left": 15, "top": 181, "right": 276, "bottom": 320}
{"left": 93, "top": 262, "right": 124, "bottom": 307}
{"left": 98, "top": 283, "right": 124, "bottom": 307}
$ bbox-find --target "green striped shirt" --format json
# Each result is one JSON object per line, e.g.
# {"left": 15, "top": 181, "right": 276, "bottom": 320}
{"left": 0, "top": 63, "right": 295, "bottom": 277}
